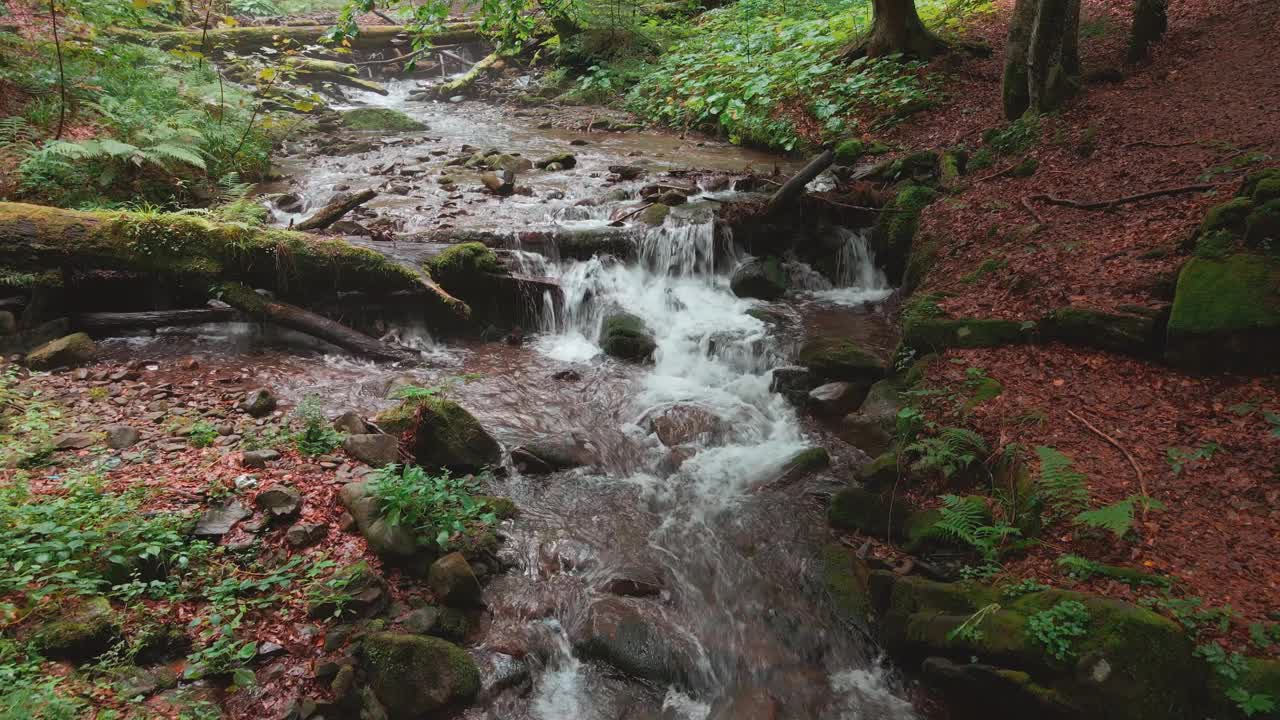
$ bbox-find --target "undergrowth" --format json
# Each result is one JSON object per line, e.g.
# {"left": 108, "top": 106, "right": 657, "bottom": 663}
{"left": 369, "top": 464, "right": 498, "bottom": 549}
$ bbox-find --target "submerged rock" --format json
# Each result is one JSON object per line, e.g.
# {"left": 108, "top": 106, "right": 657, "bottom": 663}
{"left": 509, "top": 434, "right": 596, "bottom": 474}
{"left": 535, "top": 152, "right": 577, "bottom": 169}
{"left": 730, "top": 257, "right": 787, "bottom": 300}
{"left": 600, "top": 312, "right": 657, "bottom": 363}
{"left": 24, "top": 332, "right": 96, "bottom": 370}
{"left": 572, "top": 597, "right": 697, "bottom": 685}
{"left": 361, "top": 632, "right": 480, "bottom": 718}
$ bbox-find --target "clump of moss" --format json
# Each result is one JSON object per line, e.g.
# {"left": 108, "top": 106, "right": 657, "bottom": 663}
{"left": 1197, "top": 197, "right": 1254, "bottom": 238}
{"left": 1244, "top": 199, "right": 1280, "bottom": 249}
{"left": 797, "top": 336, "right": 887, "bottom": 381}
{"left": 600, "top": 312, "right": 657, "bottom": 362}
{"left": 1165, "top": 254, "right": 1280, "bottom": 372}
{"left": 834, "top": 138, "right": 866, "bottom": 165}
{"left": 427, "top": 242, "right": 502, "bottom": 291}
{"left": 340, "top": 108, "right": 426, "bottom": 132}
{"left": 873, "top": 183, "right": 939, "bottom": 284}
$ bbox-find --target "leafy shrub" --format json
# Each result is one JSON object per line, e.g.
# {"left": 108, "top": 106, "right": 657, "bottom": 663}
{"left": 983, "top": 114, "right": 1041, "bottom": 155}
{"left": 292, "top": 395, "right": 342, "bottom": 457}
{"left": 187, "top": 420, "right": 220, "bottom": 448}
{"left": 1027, "top": 599, "right": 1090, "bottom": 662}
{"left": 369, "top": 464, "right": 498, "bottom": 549}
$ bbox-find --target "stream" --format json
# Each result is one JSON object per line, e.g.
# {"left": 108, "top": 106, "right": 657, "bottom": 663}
{"left": 118, "top": 68, "right": 915, "bottom": 718}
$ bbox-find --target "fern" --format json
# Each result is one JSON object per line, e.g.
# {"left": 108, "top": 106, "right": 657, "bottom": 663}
{"left": 924, "top": 495, "right": 1019, "bottom": 562}
{"left": 1035, "top": 446, "right": 1088, "bottom": 520}
{"left": 1073, "top": 494, "right": 1165, "bottom": 539}
{"left": 905, "top": 427, "right": 989, "bottom": 479}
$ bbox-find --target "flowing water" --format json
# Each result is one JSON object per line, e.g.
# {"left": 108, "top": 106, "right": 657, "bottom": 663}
{"left": 217, "top": 66, "right": 919, "bottom": 717}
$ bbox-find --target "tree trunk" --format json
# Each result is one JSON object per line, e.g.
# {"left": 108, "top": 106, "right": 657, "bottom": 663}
{"left": 764, "top": 149, "right": 835, "bottom": 217}
{"left": 0, "top": 202, "right": 469, "bottom": 321}
{"left": 435, "top": 51, "right": 501, "bottom": 96}
{"left": 218, "top": 282, "right": 411, "bottom": 362}
{"left": 1127, "top": 0, "right": 1168, "bottom": 62}
{"left": 863, "top": 0, "right": 947, "bottom": 59}
{"left": 1002, "top": 0, "right": 1082, "bottom": 120}
{"left": 131, "top": 23, "right": 480, "bottom": 54}
{"left": 76, "top": 307, "right": 240, "bottom": 333}
{"left": 294, "top": 189, "right": 377, "bottom": 231}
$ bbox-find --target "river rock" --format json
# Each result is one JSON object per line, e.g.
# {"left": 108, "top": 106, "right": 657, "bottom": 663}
{"left": 646, "top": 404, "right": 728, "bottom": 447}
{"left": 488, "top": 154, "right": 533, "bottom": 173}
{"left": 242, "top": 449, "right": 280, "bottom": 468}
{"left": 54, "top": 431, "right": 99, "bottom": 450}
{"left": 339, "top": 481, "right": 419, "bottom": 560}
{"left": 535, "top": 152, "right": 577, "bottom": 169}
{"left": 797, "top": 336, "right": 887, "bottom": 384}
{"left": 841, "top": 379, "right": 902, "bottom": 456}
{"left": 572, "top": 597, "right": 696, "bottom": 685}
{"left": 509, "top": 434, "right": 596, "bottom": 474}
{"left": 807, "top": 381, "right": 866, "bottom": 416}
{"left": 827, "top": 486, "right": 913, "bottom": 540}
{"left": 476, "top": 651, "right": 531, "bottom": 703}
{"left": 333, "top": 411, "right": 368, "bottom": 435}
{"left": 769, "top": 366, "right": 817, "bottom": 405}
{"left": 609, "top": 164, "right": 646, "bottom": 180}
{"left": 730, "top": 257, "right": 787, "bottom": 300}
{"left": 481, "top": 171, "right": 515, "bottom": 196}
{"left": 35, "top": 596, "right": 120, "bottom": 662}
{"left": 24, "top": 332, "right": 96, "bottom": 370}
{"left": 361, "top": 633, "right": 480, "bottom": 718}
{"left": 102, "top": 424, "right": 140, "bottom": 449}
{"left": 306, "top": 561, "right": 389, "bottom": 619}
{"left": 193, "top": 499, "right": 250, "bottom": 538}
{"left": 600, "top": 312, "right": 657, "bottom": 363}
{"left": 428, "top": 552, "right": 484, "bottom": 608}
{"left": 255, "top": 484, "right": 302, "bottom": 519}
{"left": 343, "top": 433, "right": 400, "bottom": 467}
{"left": 374, "top": 397, "right": 501, "bottom": 474}
{"left": 401, "top": 605, "right": 470, "bottom": 642}
{"left": 239, "top": 388, "right": 278, "bottom": 417}
{"left": 286, "top": 522, "right": 328, "bottom": 548}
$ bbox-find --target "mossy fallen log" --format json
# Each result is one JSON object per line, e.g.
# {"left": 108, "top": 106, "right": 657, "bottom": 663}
{"left": 435, "top": 51, "right": 501, "bottom": 96}
{"left": 135, "top": 23, "right": 480, "bottom": 53}
{"left": 0, "top": 202, "right": 469, "bottom": 322}
{"left": 294, "top": 189, "right": 377, "bottom": 231}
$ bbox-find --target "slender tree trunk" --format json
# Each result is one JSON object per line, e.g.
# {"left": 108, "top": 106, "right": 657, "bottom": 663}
{"left": 1001, "top": 0, "right": 1038, "bottom": 120}
{"left": 50, "top": 0, "right": 66, "bottom": 140}
{"left": 862, "top": 0, "right": 947, "bottom": 59}
{"left": 1127, "top": 0, "right": 1168, "bottom": 62}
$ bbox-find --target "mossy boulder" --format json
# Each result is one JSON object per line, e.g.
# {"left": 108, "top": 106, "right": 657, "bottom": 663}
{"left": 1244, "top": 199, "right": 1280, "bottom": 248}
{"left": 872, "top": 183, "right": 938, "bottom": 284}
{"left": 339, "top": 481, "right": 421, "bottom": 562}
{"left": 638, "top": 203, "right": 670, "bottom": 226}
{"left": 902, "top": 317, "right": 1034, "bottom": 351}
{"left": 307, "top": 560, "right": 390, "bottom": 619}
{"left": 828, "top": 486, "right": 913, "bottom": 540}
{"left": 34, "top": 596, "right": 120, "bottom": 661}
{"left": 361, "top": 632, "right": 479, "bottom": 717}
{"left": 427, "top": 242, "right": 502, "bottom": 295}
{"left": 374, "top": 397, "right": 501, "bottom": 474}
{"left": 1165, "top": 254, "right": 1280, "bottom": 373}
{"left": 840, "top": 379, "right": 903, "bottom": 456}
{"left": 1042, "top": 306, "right": 1160, "bottom": 357}
{"left": 821, "top": 544, "right": 873, "bottom": 624}
{"left": 535, "top": 152, "right": 577, "bottom": 170}
{"left": 797, "top": 336, "right": 887, "bottom": 383}
{"left": 855, "top": 451, "right": 902, "bottom": 493}
{"left": 1197, "top": 197, "right": 1254, "bottom": 239}
{"left": 340, "top": 108, "right": 426, "bottom": 132}
{"left": 600, "top": 312, "right": 656, "bottom": 363}
{"left": 1241, "top": 168, "right": 1280, "bottom": 203}
{"left": 833, "top": 138, "right": 866, "bottom": 165}
{"left": 24, "top": 332, "right": 96, "bottom": 370}
{"left": 729, "top": 256, "right": 787, "bottom": 300}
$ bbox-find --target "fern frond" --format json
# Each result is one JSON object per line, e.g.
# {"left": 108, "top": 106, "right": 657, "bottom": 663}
{"left": 940, "top": 427, "right": 987, "bottom": 456}
{"left": 1035, "top": 446, "right": 1088, "bottom": 520}
{"left": 96, "top": 138, "right": 142, "bottom": 158}
{"left": 144, "top": 143, "right": 207, "bottom": 170}
{"left": 1073, "top": 494, "right": 1165, "bottom": 539}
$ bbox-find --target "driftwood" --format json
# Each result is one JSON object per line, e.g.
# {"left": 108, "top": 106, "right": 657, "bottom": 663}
{"left": 1028, "top": 183, "right": 1215, "bottom": 211}
{"left": 763, "top": 148, "right": 834, "bottom": 216}
{"left": 218, "top": 282, "right": 411, "bottom": 362}
{"left": 295, "top": 189, "right": 377, "bottom": 231}
{"left": 436, "top": 51, "right": 500, "bottom": 96}
{"left": 76, "top": 306, "right": 240, "bottom": 333}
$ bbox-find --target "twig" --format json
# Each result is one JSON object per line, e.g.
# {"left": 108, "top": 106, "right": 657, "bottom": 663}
{"left": 198, "top": 0, "right": 215, "bottom": 70}
{"left": 1028, "top": 183, "right": 1216, "bottom": 211}
{"left": 611, "top": 203, "right": 653, "bottom": 225}
{"left": 1121, "top": 138, "right": 1200, "bottom": 149}
{"left": 1066, "top": 409, "right": 1150, "bottom": 516}
{"left": 975, "top": 161, "right": 1021, "bottom": 183}
{"left": 1020, "top": 195, "right": 1046, "bottom": 224}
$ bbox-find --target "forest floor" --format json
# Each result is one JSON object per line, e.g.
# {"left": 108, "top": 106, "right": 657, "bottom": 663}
{"left": 868, "top": 0, "right": 1280, "bottom": 645}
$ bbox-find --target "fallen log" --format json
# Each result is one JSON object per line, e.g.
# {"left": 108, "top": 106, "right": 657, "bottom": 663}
{"left": 763, "top": 148, "right": 834, "bottom": 217}
{"left": 435, "top": 51, "right": 500, "bottom": 96}
{"left": 0, "top": 202, "right": 469, "bottom": 322}
{"left": 1027, "top": 183, "right": 1217, "bottom": 211}
{"left": 76, "top": 306, "right": 241, "bottom": 333}
{"left": 133, "top": 23, "right": 481, "bottom": 53}
{"left": 218, "top": 282, "right": 411, "bottom": 362}
{"left": 281, "top": 57, "right": 390, "bottom": 95}
{"left": 295, "top": 189, "right": 377, "bottom": 231}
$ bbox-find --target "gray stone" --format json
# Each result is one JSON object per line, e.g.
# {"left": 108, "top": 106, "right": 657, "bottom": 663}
{"left": 24, "top": 332, "right": 96, "bottom": 370}
{"left": 239, "top": 388, "right": 277, "bottom": 417}
{"left": 808, "top": 381, "right": 867, "bottom": 416}
{"left": 242, "top": 449, "right": 281, "bottom": 468}
{"left": 254, "top": 485, "right": 302, "bottom": 519}
{"left": 509, "top": 434, "right": 596, "bottom": 474}
{"left": 572, "top": 597, "right": 697, "bottom": 685}
{"left": 332, "top": 411, "right": 368, "bottom": 435}
{"left": 338, "top": 481, "right": 419, "bottom": 560}
{"left": 342, "top": 433, "right": 400, "bottom": 467}
{"left": 286, "top": 522, "right": 328, "bottom": 548}
{"left": 427, "top": 552, "right": 483, "bottom": 608}
{"left": 730, "top": 257, "right": 787, "bottom": 300}
{"left": 194, "top": 500, "right": 250, "bottom": 537}
{"left": 103, "top": 424, "right": 140, "bottom": 449}
{"left": 54, "top": 432, "right": 99, "bottom": 450}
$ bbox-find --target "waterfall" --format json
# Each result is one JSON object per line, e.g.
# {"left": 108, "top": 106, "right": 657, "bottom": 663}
{"left": 811, "top": 227, "right": 894, "bottom": 305}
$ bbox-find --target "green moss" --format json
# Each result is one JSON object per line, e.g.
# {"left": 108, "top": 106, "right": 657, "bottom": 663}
{"left": 1251, "top": 178, "right": 1280, "bottom": 205}
{"left": 1010, "top": 157, "right": 1039, "bottom": 177}
{"left": 1241, "top": 168, "right": 1280, "bottom": 200}
{"left": 857, "top": 452, "right": 902, "bottom": 492}
{"left": 35, "top": 596, "right": 120, "bottom": 661}
{"left": 961, "top": 258, "right": 1006, "bottom": 284}
{"left": 362, "top": 632, "right": 479, "bottom": 715}
{"left": 24, "top": 332, "right": 96, "bottom": 370}
{"left": 639, "top": 203, "right": 671, "bottom": 226}
{"left": 600, "top": 312, "right": 656, "bottom": 362}
{"left": 340, "top": 108, "right": 426, "bottom": 132}
{"left": 477, "top": 495, "right": 518, "bottom": 519}
{"left": 1043, "top": 306, "right": 1157, "bottom": 356}
{"left": 1166, "top": 254, "right": 1280, "bottom": 373}
{"left": 834, "top": 139, "right": 866, "bottom": 165}
{"left": 797, "top": 337, "right": 887, "bottom": 381}
{"left": 374, "top": 396, "right": 500, "bottom": 473}
{"left": 939, "top": 149, "right": 965, "bottom": 187}
{"left": 874, "top": 183, "right": 938, "bottom": 284}
{"left": 1198, "top": 197, "right": 1254, "bottom": 238}
{"left": 822, "top": 544, "right": 872, "bottom": 623}
{"left": 427, "top": 242, "right": 502, "bottom": 294}
{"left": 902, "top": 318, "right": 1033, "bottom": 351}
{"left": 828, "top": 486, "right": 911, "bottom": 540}
{"left": 1244, "top": 199, "right": 1280, "bottom": 249}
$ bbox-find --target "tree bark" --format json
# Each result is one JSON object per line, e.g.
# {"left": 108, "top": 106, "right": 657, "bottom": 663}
{"left": 294, "top": 189, "right": 377, "bottom": 231}
{"left": 1001, "top": 0, "right": 1038, "bottom": 119}
{"left": 764, "top": 149, "right": 835, "bottom": 217}
{"left": 1002, "top": 0, "right": 1082, "bottom": 120}
{"left": 863, "top": 0, "right": 947, "bottom": 59}
{"left": 76, "top": 307, "right": 241, "bottom": 333}
{"left": 0, "top": 202, "right": 469, "bottom": 321}
{"left": 218, "top": 282, "right": 411, "bottom": 362}
{"left": 1127, "top": 0, "right": 1168, "bottom": 62}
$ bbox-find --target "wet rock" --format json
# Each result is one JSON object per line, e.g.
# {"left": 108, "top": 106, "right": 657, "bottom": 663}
{"left": 646, "top": 404, "right": 728, "bottom": 447}
{"left": 599, "top": 565, "right": 664, "bottom": 597}
{"left": 797, "top": 336, "right": 887, "bottom": 384}
{"left": 573, "top": 597, "right": 696, "bottom": 685}
{"left": 343, "top": 433, "right": 400, "bottom": 467}
{"left": 102, "top": 424, "right": 140, "bottom": 450}
{"left": 828, "top": 486, "right": 913, "bottom": 541}
{"left": 488, "top": 154, "right": 533, "bottom": 173}
{"left": 709, "top": 687, "right": 780, "bottom": 720}
{"left": 375, "top": 397, "right": 501, "bottom": 475}
{"left": 35, "top": 596, "right": 120, "bottom": 661}
{"left": 332, "top": 411, "right": 368, "bottom": 435}
{"left": 477, "top": 651, "right": 531, "bottom": 703}
{"left": 807, "top": 381, "right": 867, "bottom": 416}
{"left": 552, "top": 368, "right": 581, "bottom": 381}
{"left": 535, "top": 152, "right": 577, "bottom": 169}
{"left": 330, "top": 219, "right": 370, "bottom": 236}
{"left": 841, "top": 379, "right": 902, "bottom": 456}
{"left": 340, "top": 107, "right": 425, "bottom": 132}
{"left": 769, "top": 366, "right": 818, "bottom": 404}
{"left": 255, "top": 485, "right": 302, "bottom": 520}
{"left": 638, "top": 203, "right": 670, "bottom": 226}
{"left": 480, "top": 171, "right": 515, "bottom": 196}
{"left": 307, "top": 561, "right": 389, "bottom": 619}
{"left": 609, "top": 164, "right": 646, "bottom": 180}
{"left": 401, "top": 605, "right": 470, "bottom": 642}
{"left": 763, "top": 447, "right": 831, "bottom": 490}
{"left": 428, "top": 552, "right": 483, "bottom": 608}
{"left": 54, "top": 431, "right": 99, "bottom": 450}
{"left": 242, "top": 449, "right": 280, "bottom": 468}
{"left": 657, "top": 189, "right": 689, "bottom": 206}
{"left": 239, "top": 388, "right": 278, "bottom": 417}
{"left": 24, "top": 332, "right": 96, "bottom": 370}
{"left": 509, "top": 434, "right": 596, "bottom": 474}
{"left": 286, "top": 522, "right": 328, "bottom": 548}
{"left": 601, "top": 312, "right": 657, "bottom": 363}
{"left": 730, "top": 257, "right": 787, "bottom": 301}
{"left": 361, "top": 633, "right": 480, "bottom": 717}
{"left": 339, "top": 481, "right": 419, "bottom": 560}
{"left": 193, "top": 499, "right": 250, "bottom": 538}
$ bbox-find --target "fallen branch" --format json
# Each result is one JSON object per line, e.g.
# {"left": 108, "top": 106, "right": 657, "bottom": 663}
{"left": 295, "top": 189, "right": 377, "bottom": 231}
{"left": 435, "top": 51, "right": 500, "bottom": 96}
{"left": 218, "top": 282, "right": 411, "bottom": 362}
{"left": 1121, "top": 138, "right": 1201, "bottom": 149}
{"left": 76, "top": 306, "right": 241, "bottom": 333}
{"left": 1019, "top": 196, "right": 1046, "bottom": 225}
{"left": 763, "top": 148, "right": 834, "bottom": 217}
{"left": 976, "top": 161, "right": 1023, "bottom": 183}
{"left": 611, "top": 203, "right": 654, "bottom": 225}
{"left": 1066, "top": 409, "right": 1149, "bottom": 515}
{"left": 1028, "top": 183, "right": 1216, "bottom": 211}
